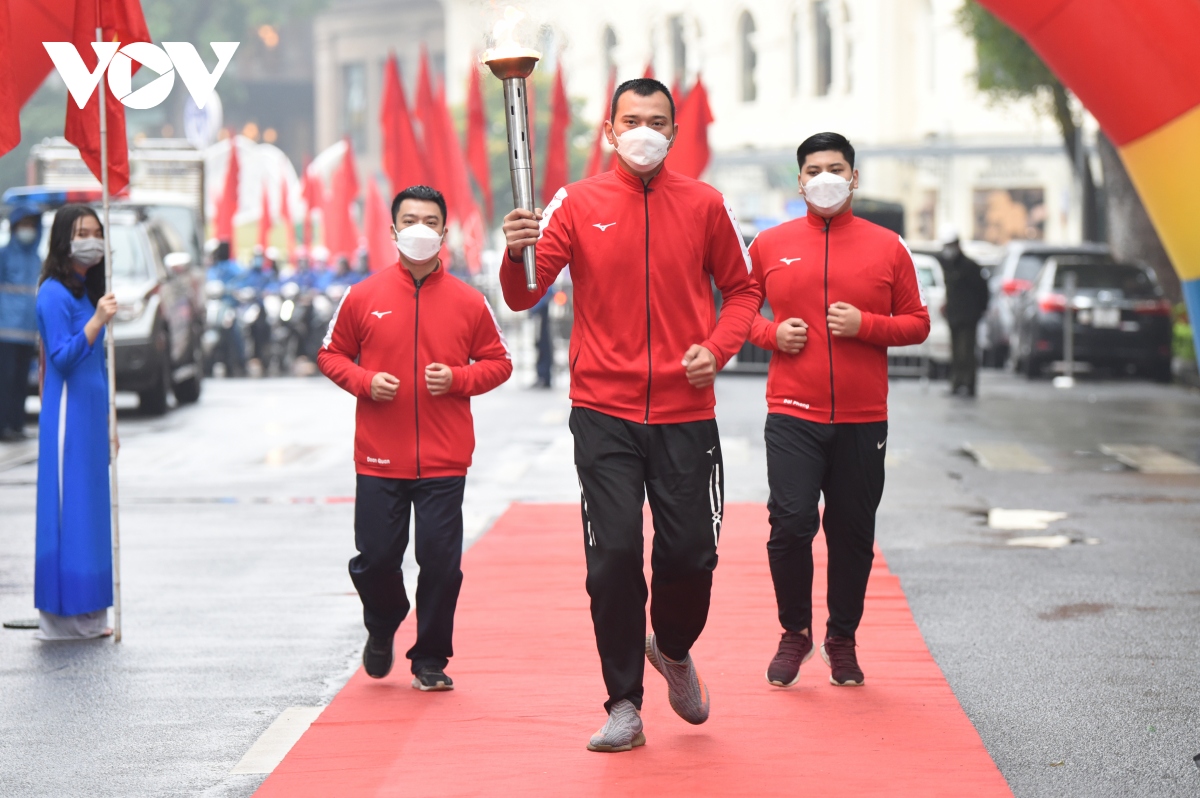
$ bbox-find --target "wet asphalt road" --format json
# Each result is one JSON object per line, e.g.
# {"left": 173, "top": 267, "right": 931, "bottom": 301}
{"left": 0, "top": 363, "right": 1197, "bottom": 797}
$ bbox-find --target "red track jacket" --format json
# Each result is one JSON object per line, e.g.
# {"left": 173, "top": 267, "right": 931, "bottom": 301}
{"left": 501, "top": 167, "right": 761, "bottom": 424}
{"left": 318, "top": 264, "right": 512, "bottom": 478}
{"left": 749, "top": 209, "right": 930, "bottom": 424}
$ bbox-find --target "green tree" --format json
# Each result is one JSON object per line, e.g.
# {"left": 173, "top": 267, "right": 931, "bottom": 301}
{"left": 957, "top": 1, "right": 1180, "bottom": 303}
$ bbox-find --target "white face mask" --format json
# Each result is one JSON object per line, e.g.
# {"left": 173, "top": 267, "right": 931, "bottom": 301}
{"left": 394, "top": 224, "right": 444, "bottom": 265}
{"left": 615, "top": 126, "right": 673, "bottom": 173}
{"left": 71, "top": 237, "right": 105, "bottom": 266}
{"left": 15, "top": 227, "right": 37, "bottom": 245}
{"left": 802, "top": 171, "right": 854, "bottom": 214}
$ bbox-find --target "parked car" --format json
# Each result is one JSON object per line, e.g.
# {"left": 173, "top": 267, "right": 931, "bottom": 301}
{"left": 107, "top": 208, "right": 206, "bottom": 412}
{"left": 982, "top": 241, "right": 1111, "bottom": 367}
{"left": 1010, "top": 255, "right": 1173, "bottom": 381}
{"left": 888, "top": 253, "right": 951, "bottom": 377}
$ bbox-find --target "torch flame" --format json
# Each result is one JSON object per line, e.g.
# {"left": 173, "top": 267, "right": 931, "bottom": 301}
{"left": 481, "top": 5, "right": 542, "bottom": 63}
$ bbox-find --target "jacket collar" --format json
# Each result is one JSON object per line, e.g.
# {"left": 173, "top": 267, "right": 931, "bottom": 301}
{"left": 804, "top": 206, "right": 856, "bottom": 230}
{"left": 613, "top": 164, "right": 671, "bottom": 191}
{"left": 398, "top": 260, "right": 445, "bottom": 287}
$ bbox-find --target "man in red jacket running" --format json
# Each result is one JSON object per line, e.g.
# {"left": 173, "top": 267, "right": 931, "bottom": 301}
{"left": 319, "top": 185, "right": 512, "bottom": 691}
{"left": 502, "top": 78, "right": 761, "bottom": 752}
{"left": 749, "top": 133, "right": 929, "bottom": 690}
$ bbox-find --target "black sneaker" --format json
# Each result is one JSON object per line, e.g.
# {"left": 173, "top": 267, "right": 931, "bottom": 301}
{"left": 766, "top": 630, "right": 814, "bottom": 687}
{"left": 821, "top": 635, "right": 864, "bottom": 686}
{"left": 362, "top": 634, "right": 394, "bottom": 679}
{"left": 411, "top": 668, "right": 454, "bottom": 691}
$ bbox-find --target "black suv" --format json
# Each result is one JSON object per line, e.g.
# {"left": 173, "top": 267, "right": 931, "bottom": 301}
{"left": 1011, "top": 255, "right": 1173, "bottom": 381}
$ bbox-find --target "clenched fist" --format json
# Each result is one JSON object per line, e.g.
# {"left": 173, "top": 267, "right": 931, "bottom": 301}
{"left": 425, "top": 363, "right": 453, "bottom": 396}
{"left": 502, "top": 208, "right": 543, "bottom": 259}
{"left": 776, "top": 318, "right": 809, "bottom": 354}
{"left": 827, "top": 302, "right": 862, "bottom": 338}
{"left": 682, "top": 344, "right": 718, "bottom": 389}
{"left": 370, "top": 372, "right": 399, "bottom": 402}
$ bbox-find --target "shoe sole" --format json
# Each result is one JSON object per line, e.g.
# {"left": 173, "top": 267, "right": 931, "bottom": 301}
{"left": 411, "top": 678, "right": 454, "bottom": 691}
{"left": 766, "top": 645, "right": 815, "bottom": 688}
{"left": 645, "top": 635, "right": 710, "bottom": 725}
{"left": 819, "top": 644, "right": 864, "bottom": 687}
{"left": 587, "top": 731, "right": 646, "bottom": 753}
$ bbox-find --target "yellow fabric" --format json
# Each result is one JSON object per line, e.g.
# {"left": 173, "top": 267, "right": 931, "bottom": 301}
{"left": 1119, "top": 104, "right": 1200, "bottom": 281}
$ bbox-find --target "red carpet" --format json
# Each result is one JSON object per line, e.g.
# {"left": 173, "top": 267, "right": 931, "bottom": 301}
{"left": 254, "top": 503, "right": 1012, "bottom": 797}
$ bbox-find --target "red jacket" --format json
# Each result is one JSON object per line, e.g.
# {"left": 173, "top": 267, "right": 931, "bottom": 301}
{"left": 318, "top": 264, "right": 512, "bottom": 478}
{"left": 501, "top": 167, "right": 761, "bottom": 424}
{"left": 749, "top": 210, "right": 930, "bottom": 424}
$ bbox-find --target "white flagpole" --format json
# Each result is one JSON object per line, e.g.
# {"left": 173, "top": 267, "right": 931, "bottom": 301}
{"left": 96, "top": 15, "right": 122, "bottom": 643}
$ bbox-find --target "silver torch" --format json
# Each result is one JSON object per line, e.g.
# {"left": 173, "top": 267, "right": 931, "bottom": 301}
{"left": 482, "top": 9, "right": 541, "bottom": 291}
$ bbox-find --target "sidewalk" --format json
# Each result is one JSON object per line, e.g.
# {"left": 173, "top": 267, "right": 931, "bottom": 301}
{"left": 253, "top": 503, "right": 1012, "bottom": 797}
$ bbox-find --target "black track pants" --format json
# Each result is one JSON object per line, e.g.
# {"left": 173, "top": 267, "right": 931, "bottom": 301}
{"left": 570, "top": 407, "right": 723, "bottom": 712}
{"left": 350, "top": 474, "right": 466, "bottom": 673}
{"left": 764, "top": 414, "right": 886, "bottom": 640}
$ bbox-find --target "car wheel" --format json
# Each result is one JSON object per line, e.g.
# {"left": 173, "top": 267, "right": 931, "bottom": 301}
{"left": 174, "top": 340, "right": 203, "bottom": 405}
{"left": 139, "top": 332, "right": 171, "bottom": 416}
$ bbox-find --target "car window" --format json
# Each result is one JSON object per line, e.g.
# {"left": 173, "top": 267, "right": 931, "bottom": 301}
{"left": 1014, "top": 254, "right": 1047, "bottom": 281}
{"left": 916, "top": 266, "right": 936, "bottom": 289}
{"left": 1053, "top": 264, "right": 1158, "bottom": 296}
{"left": 109, "top": 226, "right": 152, "bottom": 282}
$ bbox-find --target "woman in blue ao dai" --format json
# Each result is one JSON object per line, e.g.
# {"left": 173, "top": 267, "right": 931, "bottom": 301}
{"left": 34, "top": 205, "right": 118, "bottom": 640}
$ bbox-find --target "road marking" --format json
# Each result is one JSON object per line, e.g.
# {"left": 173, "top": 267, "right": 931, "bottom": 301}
{"left": 1099, "top": 444, "right": 1200, "bottom": 475}
{"left": 988, "top": 509, "right": 1067, "bottom": 531}
{"left": 1006, "top": 534, "right": 1072, "bottom": 549}
{"left": 962, "top": 442, "right": 1052, "bottom": 473}
{"left": 231, "top": 706, "right": 324, "bottom": 775}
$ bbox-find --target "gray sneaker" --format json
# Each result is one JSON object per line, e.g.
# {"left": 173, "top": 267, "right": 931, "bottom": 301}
{"left": 645, "top": 634, "right": 710, "bottom": 725}
{"left": 586, "top": 699, "right": 646, "bottom": 752}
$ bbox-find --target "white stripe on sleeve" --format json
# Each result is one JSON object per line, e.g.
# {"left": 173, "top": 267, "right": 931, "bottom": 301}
{"left": 538, "top": 187, "right": 568, "bottom": 240}
{"left": 322, "top": 285, "right": 353, "bottom": 349}
{"left": 482, "top": 297, "right": 512, "bottom": 361}
{"left": 721, "top": 199, "right": 753, "bottom": 273}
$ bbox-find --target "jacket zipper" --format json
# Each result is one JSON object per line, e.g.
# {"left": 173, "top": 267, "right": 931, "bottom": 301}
{"left": 643, "top": 183, "right": 652, "bottom": 424}
{"left": 823, "top": 218, "right": 835, "bottom": 423}
{"left": 413, "top": 278, "right": 423, "bottom": 477}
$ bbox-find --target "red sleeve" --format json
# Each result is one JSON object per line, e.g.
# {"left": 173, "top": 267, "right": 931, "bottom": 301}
{"left": 701, "top": 197, "right": 762, "bottom": 368}
{"left": 316, "top": 286, "right": 376, "bottom": 399}
{"left": 747, "top": 235, "right": 780, "bottom": 351}
{"left": 449, "top": 297, "right": 514, "bottom": 397}
{"left": 856, "top": 237, "right": 932, "bottom": 348}
{"left": 500, "top": 187, "right": 573, "bottom": 311}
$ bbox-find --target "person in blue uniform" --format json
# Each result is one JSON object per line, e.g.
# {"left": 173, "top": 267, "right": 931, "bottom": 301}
{"left": 34, "top": 204, "right": 117, "bottom": 640}
{"left": 0, "top": 204, "right": 44, "bottom": 440}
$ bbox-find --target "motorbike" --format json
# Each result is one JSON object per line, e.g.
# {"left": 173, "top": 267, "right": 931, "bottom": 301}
{"left": 201, "top": 279, "right": 247, "bottom": 378}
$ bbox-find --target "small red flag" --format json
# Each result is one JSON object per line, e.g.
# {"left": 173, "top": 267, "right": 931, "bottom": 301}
{"left": 586, "top": 70, "right": 616, "bottom": 179}
{"left": 665, "top": 76, "right": 714, "bottom": 179}
{"left": 381, "top": 52, "right": 427, "bottom": 195}
{"left": 300, "top": 161, "right": 323, "bottom": 249}
{"left": 214, "top": 138, "right": 240, "bottom": 257}
{"left": 280, "top": 175, "right": 296, "bottom": 261}
{"left": 257, "top": 184, "right": 272, "bottom": 250}
{"left": 415, "top": 48, "right": 453, "bottom": 217}
{"left": 63, "top": 0, "right": 151, "bottom": 195}
{"left": 465, "top": 63, "right": 493, "bottom": 223}
{"left": 643, "top": 62, "right": 655, "bottom": 80}
{"left": 364, "top": 177, "right": 396, "bottom": 273}
{"left": 541, "top": 64, "right": 570, "bottom": 206}
{"left": 326, "top": 138, "right": 360, "bottom": 258}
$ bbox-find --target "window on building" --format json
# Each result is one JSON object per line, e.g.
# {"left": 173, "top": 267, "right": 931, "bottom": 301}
{"left": 790, "top": 11, "right": 802, "bottom": 96}
{"left": 670, "top": 15, "right": 687, "bottom": 91}
{"left": 739, "top": 11, "right": 757, "bottom": 102}
{"left": 341, "top": 62, "right": 366, "bottom": 152}
{"left": 603, "top": 26, "right": 618, "bottom": 79}
{"left": 814, "top": 1, "right": 832, "bottom": 97}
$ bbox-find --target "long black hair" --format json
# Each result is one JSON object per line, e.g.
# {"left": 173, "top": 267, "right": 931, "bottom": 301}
{"left": 39, "top": 204, "right": 106, "bottom": 305}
